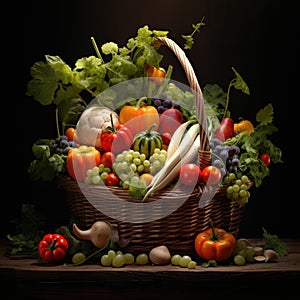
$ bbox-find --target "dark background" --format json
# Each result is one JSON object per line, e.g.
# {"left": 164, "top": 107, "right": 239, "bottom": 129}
{"left": 6, "top": 0, "right": 297, "bottom": 239}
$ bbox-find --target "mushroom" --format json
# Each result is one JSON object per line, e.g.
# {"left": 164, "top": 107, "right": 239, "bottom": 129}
{"left": 149, "top": 245, "right": 171, "bottom": 265}
{"left": 264, "top": 249, "right": 279, "bottom": 262}
{"left": 72, "top": 221, "right": 112, "bottom": 249}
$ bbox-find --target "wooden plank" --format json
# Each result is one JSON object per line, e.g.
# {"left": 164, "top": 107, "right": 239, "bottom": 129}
{"left": 1, "top": 239, "right": 299, "bottom": 300}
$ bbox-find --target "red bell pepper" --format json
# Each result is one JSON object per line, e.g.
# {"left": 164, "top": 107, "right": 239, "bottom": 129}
{"left": 38, "top": 233, "right": 69, "bottom": 264}
{"left": 100, "top": 114, "right": 133, "bottom": 154}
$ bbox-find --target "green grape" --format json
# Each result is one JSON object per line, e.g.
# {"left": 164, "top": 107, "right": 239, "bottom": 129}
{"left": 100, "top": 172, "right": 108, "bottom": 180}
{"left": 240, "top": 184, "right": 248, "bottom": 191}
{"left": 136, "top": 253, "right": 149, "bottom": 265}
{"left": 171, "top": 254, "right": 181, "bottom": 266}
{"left": 121, "top": 161, "right": 129, "bottom": 170}
{"left": 119, "top": 173, "right": 128, "bottom": 182}
{"left": 229, "top": 173, "right": 236, "bottom": 180}
{"left": 84, "top": 176, "right": 92, "bottom": 184}
{"left": 160, "top": 149, "right": 167, "bottom": 156}
{"left": 233, "top": 254, "right": 246, "bottom": 266}
{"left": 187, "top": 261, "right": 197, "bottom": 269}
{"left": 103, "top": 167, "right": 111, "bottom": 173}
{"left": 122, "top": 181, "right": 130, "bottom": 189}
{"left": 98, "top": 164, "right": 105, "bottom": 173}
{"left": 239, "top": 189, "right": 248, "bottom": 197}
{"left": 137, "top": 165, "right": 144, "bottom": 173}
{"left": 116, "top": 250, "right": 123, "bottom": 255}
{"left": 246, "top": 246, "right": 256, "bottom": 263}
{"left": 133, "top": 158, "right": 141, "bottom": 165}
{"left": 223, "top": 176, "right": 232, "bottom": 185}
{"left": 140, "top": 153, "right": 146, "bottom": 162}
{"left": 115, "top": 154, "right": 124, "bottom": 163}
{"left": 107, "top": 250, "right": 116, "bottom": 261}
{"left": 130, "top": 163, "right": 137, "bottom": 172}
{"left": 238, "top": 249, "right": 247, "bottom": 258}
{"left": 112, "top": 253, "right": 125, "bottom": 268}
{"left": 235, "top": 179, "right": 242, "bottom": 186}
{"left": 152, "top": 160, "right": 161, "bottom": 168}
{"left": 92, "top": 174, "right": 101, "bottom": 184}
{"left": 234, "top": 239, "right": 247, "bottom": 255}
{"left": 101, "top": 254, "right": 112, "bottom": 267}
{"left": 72, "top": 252, "right": 86, "bottom": 265}
{"left": 91, "top": 166, "right": 99, "bottom": 176}
{"left": 130, "top": 176, "right": 140, "bottom": 186}
{"left": 143, "top": 160, "right": 150, "bottom": 167}
{"left": 226, "top": 186, "right": 234, "bottom": 194}
{"left": 232, "top": 184, "right": 240, "bottom": 192}
{"left": 124, "top": 253, "right": 135, "bottom": 265}
{"left": 86, "top": 169, "right": 94, "bottom": 177}
{"left": 241, "top": 175, "right": 249, "bottom": 183}
{"left": 125, "top": 153, "right": 133, "bottom": 162}
{"left": 179, "top": 255, "right": 192, "bottom": 268}
{"left": 132, "top": 151, "right": 140, "bottom": 158}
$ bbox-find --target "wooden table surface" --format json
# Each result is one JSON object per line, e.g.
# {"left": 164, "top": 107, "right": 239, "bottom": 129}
{"left": 1, "top": 238, "right": 299, "bottom": 300}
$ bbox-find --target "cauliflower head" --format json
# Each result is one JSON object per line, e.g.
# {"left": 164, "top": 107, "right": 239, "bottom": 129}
{"left": 76, "top": 105, "right": 119, "bottom": 150}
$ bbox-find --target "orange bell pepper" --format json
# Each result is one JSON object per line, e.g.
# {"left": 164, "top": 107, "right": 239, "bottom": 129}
{"left": 66, "top": 145, "right": 101, "bottom": 182}
{"left": 144, "top": 64, "right": 166, "bottom": 84}
{"left": 119, "top": 97, "right": 159, "bottom": 136}
{"left": 194, "top": 221, "right": 236, "bottom": 262}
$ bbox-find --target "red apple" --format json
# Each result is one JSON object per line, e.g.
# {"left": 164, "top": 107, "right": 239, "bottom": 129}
{"left": 158, "top": 108, "right": 184, "bottom": 136}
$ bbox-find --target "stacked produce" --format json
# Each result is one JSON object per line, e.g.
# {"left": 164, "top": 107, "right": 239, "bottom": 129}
{"left": 19, "top": 23, "right": 285, "bottom": 267}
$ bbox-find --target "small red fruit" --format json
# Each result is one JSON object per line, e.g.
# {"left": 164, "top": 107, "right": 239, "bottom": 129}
{"left": 100, "top": 152, "right": 115, "bottom": 168}
{"left": 161, "top": 132, "right": 172, "bottom": 145}
{"left": 201, "top": 166, "right": 222, "bottom": 185}
{"left": 260, "top": 153, "right": 271, "bottom": 166}
{"left": 179, "top": 163, "right": 202, "bottom": 186}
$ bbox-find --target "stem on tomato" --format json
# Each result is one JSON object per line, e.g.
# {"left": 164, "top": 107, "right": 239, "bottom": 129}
{"left": 48, "top": 239, "right": 57, "bottom": 251}
{"left": 109, "top": 113, "right": 117, "bottom": 132}
{"left": 209, "top": 219, "right": 218, "bottom": 242}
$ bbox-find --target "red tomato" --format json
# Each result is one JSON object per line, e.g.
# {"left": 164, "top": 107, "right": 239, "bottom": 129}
{"left": 105, "top": 173, "right": 120, "bottom": 186}
{"left": 161, "top": 132, "right": 172, "bottom": 146}
{"left": 179, "top": 163, "right": 202, "bottom": 186}
{"left": 100, "top": 152, "right": 115, "bottom": 168}
{"left": 201, "top": 166, "right": 222, "bottom": 185}
{"left": 260, "top": 153, "right": 271, "bottom": 166}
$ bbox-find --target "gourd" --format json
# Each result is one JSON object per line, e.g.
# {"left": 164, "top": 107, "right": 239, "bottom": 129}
{"left": 72, "top": 221, "right": 112, "bottom": 249}
{"left": 132, "top": 123, "right": 163, "bottom": 159}
{"left": 234, "top": 120, "right": 254, "bottom": 135}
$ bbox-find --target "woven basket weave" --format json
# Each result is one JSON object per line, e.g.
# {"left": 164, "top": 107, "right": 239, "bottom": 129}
{"left": 57, "top": 37, "right": 245, "bottom": 254}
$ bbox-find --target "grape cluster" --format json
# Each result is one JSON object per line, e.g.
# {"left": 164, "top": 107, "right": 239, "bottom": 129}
{"left": 113, "top": 148, "right": 167, "bottom": 187}
{"left": 52, "top": 135, "right": 77, "bottom": 155}
{"left": 171, "top": 254, "right": 197, "bottom": 269}
{"left": 84, "top": 165, "right": 112, "bottom": 185}
{"left": 152, "top": 93, "right": 181, "bottom": 114}
{"left": 100, "top": 249, "right": 148, "bottom": 268}
{"left": 232, "top": 239, "right": 257, "bottom": 266}
{"left": 209, "top": 138, "right": 241, "bottom": 176}
{"left": 223, "top": 173, "right": 251, "bottom": 206}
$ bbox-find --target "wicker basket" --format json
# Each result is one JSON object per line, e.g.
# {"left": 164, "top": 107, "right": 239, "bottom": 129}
{"left": 57, "top": 37, "right": 245, "bottom": 254}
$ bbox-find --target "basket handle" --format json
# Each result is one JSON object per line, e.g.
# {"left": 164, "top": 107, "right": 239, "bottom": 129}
{"left": 153, "top": 37, "right": 211, "bottom": 168}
